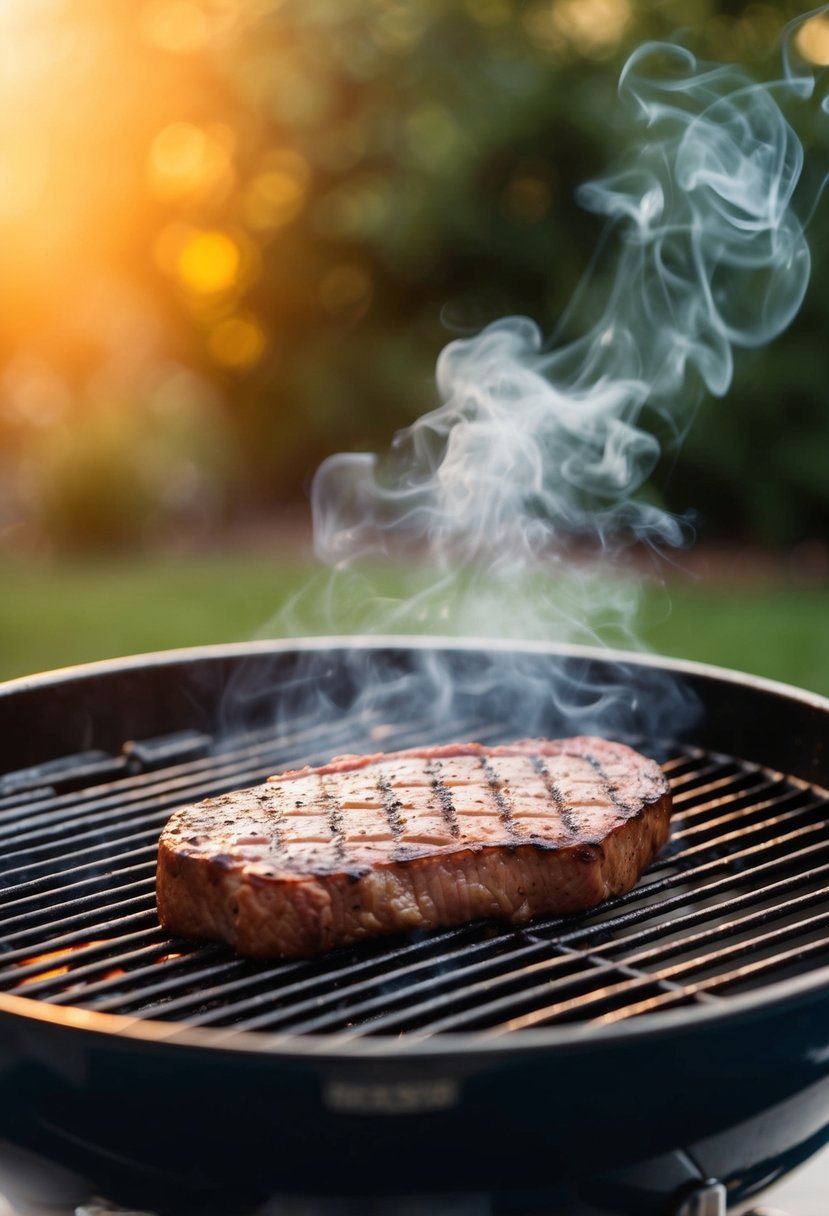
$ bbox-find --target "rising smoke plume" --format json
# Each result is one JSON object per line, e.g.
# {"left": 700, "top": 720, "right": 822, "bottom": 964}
{"left": 314, "top": 35, "right": 814, "bottom": 571}
{"left": 263, "top": 19, "right": 825, "bottom": 741}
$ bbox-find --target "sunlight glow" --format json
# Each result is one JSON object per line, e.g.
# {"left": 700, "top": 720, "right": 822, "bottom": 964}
{"left": 176, "top": 230, "right": 241, "bottom": 295}
{"left": 148, "top": 122, "right": 235, "bottom": 200}
{"left": 139, "top": 0, "right": 212, "bottom": 53}
{"left": 523, "top": 0, "right": 632, "bottom": 59}
{"left": 796, "top": 13, "right": 829, "bottom": 66}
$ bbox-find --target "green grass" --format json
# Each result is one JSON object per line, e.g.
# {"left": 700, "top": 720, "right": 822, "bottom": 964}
{"left": 643, "top": 583, "right": 829, "bottom": 697}
{"left": 1, "top": 552, "right": 827, "bottom": 698}
{"left": 0, "top": 553, "right": 315, "bottom": 682}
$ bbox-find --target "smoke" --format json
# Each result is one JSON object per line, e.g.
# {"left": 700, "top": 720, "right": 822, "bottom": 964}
{"left": 314, "top": 37, "right": 814, "bottom": 571}
{"left": 258, "top": 22, "right": 825, "bottom": 742}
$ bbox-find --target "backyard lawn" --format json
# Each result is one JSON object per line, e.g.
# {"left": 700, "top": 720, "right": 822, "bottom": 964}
{"left": 1, "top": 550, "right": 827, "bottom": 698}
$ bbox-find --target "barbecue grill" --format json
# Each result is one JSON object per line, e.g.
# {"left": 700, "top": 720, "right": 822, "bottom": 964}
{"left": 1, "top": 637, "right": 829, "bottom": 1216}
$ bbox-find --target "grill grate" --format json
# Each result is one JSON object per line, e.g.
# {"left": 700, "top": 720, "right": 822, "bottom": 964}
{"left": 1, "top": 717, "right": 828, "bottom": 1040}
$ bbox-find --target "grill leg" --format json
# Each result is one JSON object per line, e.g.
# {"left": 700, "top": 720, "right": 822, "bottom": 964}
{"left": 674, "top": 1181, "right": 727, "bottom": 1216}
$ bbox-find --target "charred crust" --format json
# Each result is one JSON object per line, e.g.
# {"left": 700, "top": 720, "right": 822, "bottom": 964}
{"left": 157, "top": 739, "right": 673, "bottom": 958}
{"left": 428, "top": 759, "right": 461, "bottom": 838}
{"left": 319, "top": 775, "right": 347, "bottom": 861}
{"left": 479, "top": 755, "right": 520, "bottom": 838}
{"left": 377, "top": 774, "right": 405, "bottom": 842}
{"left": 531, "top": 755, "right": 581, "bottom": 838}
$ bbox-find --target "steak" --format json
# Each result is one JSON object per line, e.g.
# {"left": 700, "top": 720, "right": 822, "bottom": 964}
{"left": 156, "top": 738, "right": 672, "bottom": 958}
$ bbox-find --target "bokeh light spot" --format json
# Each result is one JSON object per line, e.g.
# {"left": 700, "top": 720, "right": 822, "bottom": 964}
{"left": 370, "top": 3, "right": 431, "bottom": 53}
{"left": 312, "top": 177, "right": 391, "bottom": 240}
{"left": 140, "top": 0, "right": 210, "bottom": 54}
{"left": 242, "top": 151, "right": 310, "bottom": 230}
{"left": 176, "top": 230, "right": 241, "bottom": 294}
{"left": 148, "top": 122, "right": 235, "bottom": 201}
{"left": 209, "top": 315, "right": 266, "bottom": 367}
{"left": 149, "top": 123, "right": 204, "bottom": 193}
{"left": 796, "top": 13, "right": 829, "bottom": 66}
{"left": 523, "top": 0, "right": 631, "bottom": 59}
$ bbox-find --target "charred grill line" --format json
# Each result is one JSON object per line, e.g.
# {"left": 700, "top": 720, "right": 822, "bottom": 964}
{"left": 479, "top": 756, "right": 519, "bottom": 838}
{"left": 531, "top": 756, "right": 580, "bottom": 837}
{"left": 255, "top": 789, "right": 285, "bottom": 851}
{"left": 319, "top": 777, "right": 346, "bottom": 861}
{"left": 577, "top": 752, "right": 629, "bottom": 814}
{"left": 377, "top": 775, "right": 405, "bottom": 843}
{"left": 428, "top": 761, "right": 460, "bottom": 838}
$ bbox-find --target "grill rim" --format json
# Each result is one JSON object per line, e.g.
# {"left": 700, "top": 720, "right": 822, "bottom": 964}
{"left": 2, "top": 634, "right": 829, "bottom": 1061}
{"left": 3, "top": 633, "right": 829, "bottom": 715}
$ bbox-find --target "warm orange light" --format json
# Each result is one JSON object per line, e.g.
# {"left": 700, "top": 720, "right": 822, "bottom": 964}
{"left": 139, "top": 0, "right": 211, "bottom": 53}
{"left": 176, "top": 229, "right": 241, "bottom": 294}
{"left": 14, "top": 940, "right": 108, "bottom": 987}
{"left": 150, "top": 122, "right": 208, "bottom": 189}
{"left": 16, "top": 964, "right": 71, "bottom": 985}
{"left": 0, "top": 134, "right": 49, "bottom": 221}
{"left": 796, "top": 14, "right": 829, "bottom": 66}
{"left": 209, "top": 314, "right": 267, "bottom": 367}
{"left": 523, "top": 0, "right": 632, "bottom": 58}
{"left": 148, "top": 121, "right": 234, "bottom": 201}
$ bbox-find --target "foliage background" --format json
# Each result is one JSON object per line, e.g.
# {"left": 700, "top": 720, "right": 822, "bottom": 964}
{"left": 1, "top": 0, "right": 829, "bottom": 556}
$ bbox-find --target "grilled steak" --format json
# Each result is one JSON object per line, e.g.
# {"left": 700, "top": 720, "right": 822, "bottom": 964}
{"left": 156, "top": 738, "right": 672, "bottom": 958}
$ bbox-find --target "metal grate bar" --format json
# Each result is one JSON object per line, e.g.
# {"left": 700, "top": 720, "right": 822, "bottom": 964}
{"left": 28, "top": 940, "right": 232, "bottom": 1002}
{"left": 534, "top": 805, "right": 828, "bottom": 938}
{"left": 2, "top": 732, "right": 829, "bottom": 1040}
{"left": 185, "top": 933, "right": 554, "bottom": 1034}
{"left": 484, "top": 903, "right": 829, "bottom": 1035}
{"left": 1, "top": 883, "right": 155, "bottom": 948}
{"left": 294, "top": 848, "right": 829, "bottom": 1039}
{"left": 0, "top": 862, "right": 156, "bottom": 931}
{"left": 0, "top": 844, "right": 158, "bottom": 902}
{"left": 669, "top": 782, "right": 803, "bottom": 842}
{"left": 6, "top": 924, "right": 168, "bottom": 992}
{"left": 88, "top": 924, "right": 542, "bottom": 1022}
{"left": 0, "top": 710, "right": 365, "bottom": 819}
{"left": 1, "top": 830, "right": 167, "bottom": 887}
{"left": 669, "top": 765, "right": 763, "bottom": 806}
{"left": 322, "top": 860, "right": 829, "bottom": 1038}
{"left": 0, "top": 714, "right": 496, "bottom": 871}
{"left": 593, "top": 934, "right": 829, "bottom": 1025}
{"left": 138, "top": 814, "right": 829, "bottom": 1036}
{"left": 48, "top": 948, "right": 266, "bottom": 1011}
{"left": 0, "top": 710, "right": 488, "bottom": 843}
{"left": 557, "top": 841, "right": 829, "bottom": 952}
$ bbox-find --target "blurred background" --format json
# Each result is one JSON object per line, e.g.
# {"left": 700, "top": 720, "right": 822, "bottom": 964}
{"left": 1, "top": 0, "right": 828, "bottom": 690}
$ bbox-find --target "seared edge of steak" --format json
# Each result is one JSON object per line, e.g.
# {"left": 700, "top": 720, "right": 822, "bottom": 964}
{"left": 156, "top": 738, "right": 672, "bottom": 959}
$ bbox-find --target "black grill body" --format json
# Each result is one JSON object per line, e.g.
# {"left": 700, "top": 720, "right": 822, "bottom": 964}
{"left": 2, "top": 638, "right": 829, "bottom": 1216}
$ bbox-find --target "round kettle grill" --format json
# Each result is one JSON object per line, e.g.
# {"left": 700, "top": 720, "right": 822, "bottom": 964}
{"left": 0, "top": 638, "right": 828, "bottom": 1216}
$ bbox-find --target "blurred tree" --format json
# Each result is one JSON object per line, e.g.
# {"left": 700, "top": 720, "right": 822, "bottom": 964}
{"left": 0, "top": 0, "right": 826, "bottom": 550}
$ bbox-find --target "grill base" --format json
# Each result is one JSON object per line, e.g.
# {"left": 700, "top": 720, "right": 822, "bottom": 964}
{"left": 0, "top": 1134, "right": 816, "bottom": 1216}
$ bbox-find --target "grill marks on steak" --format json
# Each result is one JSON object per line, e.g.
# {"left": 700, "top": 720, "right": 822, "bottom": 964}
{"left": 156, "top": 738, "right": 672, "bottom": 959}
